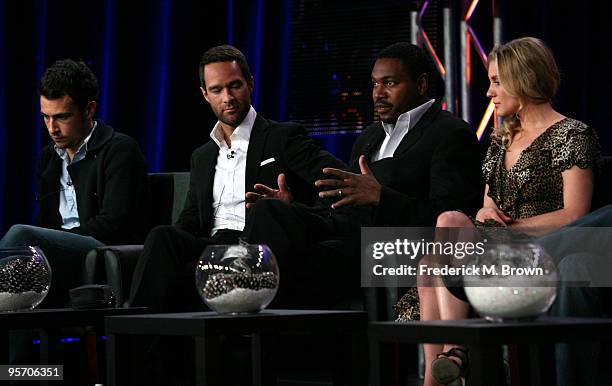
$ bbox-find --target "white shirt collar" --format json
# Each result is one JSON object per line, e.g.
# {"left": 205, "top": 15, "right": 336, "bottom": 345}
{"left": 209, "top": 106, "right": 257, "bottom": 151}
{"left": 381, "top": 99, "right": 435, "bottom": 135}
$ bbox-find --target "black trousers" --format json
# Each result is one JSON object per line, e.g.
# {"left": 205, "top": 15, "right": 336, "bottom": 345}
{"left": 130, "top": 198, "right": 364, "bottom": 312}
{"left": 129, "top": 225, "right": 241, "bottom": 313}
{"left": 243, "top": 198, "right": 363, "bottom": 308}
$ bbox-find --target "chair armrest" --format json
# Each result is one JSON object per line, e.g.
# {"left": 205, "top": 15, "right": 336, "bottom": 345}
{"left": 82, "top": 245, "right": 143, "bottom": 307}
{"left": 83, "top": 248, "right": 104, "bottom": 285}
{"left": 103, "top": 245, "right": 143, "bottom": 307}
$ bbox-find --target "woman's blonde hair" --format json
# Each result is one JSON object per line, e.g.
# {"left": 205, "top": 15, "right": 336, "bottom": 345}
{"left": 488, "top": 37, "right": 560, "bottom": 148}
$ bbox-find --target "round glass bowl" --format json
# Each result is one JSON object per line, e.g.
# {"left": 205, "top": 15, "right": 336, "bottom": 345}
{"left": 0, "top": 246, "right": 52, "bottom": 311}
{"left": 195, "top": 243, "right": 279, "bottom": 314}
{"left": 463, "top": 243, "right": 557, "bottom": 322}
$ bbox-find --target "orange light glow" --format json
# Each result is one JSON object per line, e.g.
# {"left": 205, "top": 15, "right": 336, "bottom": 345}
{"left": 477, "top": 100, "right": 496, "bottom": 140}
{"left": 421, "top": 31, "right": 446, "bottom": 78}
{"left": 465, "top": 0, "right": 480, "bottom": 21}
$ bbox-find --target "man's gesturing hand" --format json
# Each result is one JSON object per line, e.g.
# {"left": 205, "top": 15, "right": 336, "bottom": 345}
{"left": 315, "top": 155, "right": 381, "bottom": 209}
{"left": 245, "top": 173, "right": 293, "bottom": 209}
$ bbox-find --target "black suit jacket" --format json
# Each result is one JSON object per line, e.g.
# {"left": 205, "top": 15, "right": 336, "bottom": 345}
{"left": 175, "top": 114, "right": 345, "bottom": 237}
{"left": 342, "top": 102, "right": 483, "bottom": 228}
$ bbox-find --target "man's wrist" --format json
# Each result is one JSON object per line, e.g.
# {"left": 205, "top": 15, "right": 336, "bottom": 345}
{"left": 372, "top": 186, "right": 382, "bottom": 206}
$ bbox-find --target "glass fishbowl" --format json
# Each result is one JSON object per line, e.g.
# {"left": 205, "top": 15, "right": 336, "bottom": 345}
{"left": 195, "top": 242, "right": 279, "bottom": 314}
{"left": 0, "top": 246, "right": 52, "bottom": 311}
{"left": 463, "top": 243, "right": 557, "bottom": 322}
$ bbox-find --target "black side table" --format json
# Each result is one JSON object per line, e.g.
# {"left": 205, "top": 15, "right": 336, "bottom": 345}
{"left": 0, "top": 307, "right": 147, "bottom": 385}
{"left": 369, "top": 317, "right": 612, "bottom": 386}
{"left": 105, "top": 309, "right": 368, "bottom": 386}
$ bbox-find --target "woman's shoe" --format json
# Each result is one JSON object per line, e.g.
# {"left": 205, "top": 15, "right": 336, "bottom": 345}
{"left": 431, "top": 347, "right": 469, "bottom": 385}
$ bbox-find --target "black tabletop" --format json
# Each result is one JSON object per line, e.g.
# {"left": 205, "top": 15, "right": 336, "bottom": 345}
{"left": 369, "top": 317, "right": 612, "bottom": 344}
{"left": 106, "top": 309, "right": 368, "bottom": 336}
{"left": 0, "top": 307, "right": 148, "bottom": 329}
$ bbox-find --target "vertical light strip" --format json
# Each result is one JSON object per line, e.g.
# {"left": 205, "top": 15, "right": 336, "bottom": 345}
{"left": 0, "top": 2, "right": 6, "bottom": 230}
{"left": 98, "top": 0, "right": 114, "bottom": 120}
{"left": 466, "top": 32, "right": 472, "bottom": 85}
{"left": 31, "top": 0, "right": 47, "bottom": 222}
{"left": 252, "top": 0, "right": 264, "bottom": 109}
{"left": 151, "top": 0, "right": 171, "bottom": 172}
{"left": 277, "top": 0, "right": 291, "bottom": 120}
{"left": 476, "top": 100, "right": 495, "bottom": 139}
{"left": 494, "top": 108, "right": 498, "bottom": 129}
{"left": 443, "top": 6, "right": 455, "bottom": 114}
{"left": 460, "top": 20, "right": 469, "bottom": 123}
{"left": 33, "top": 0, "right": 47, "bottom": 159}
{"left": 227, "top": 0, "right": 234, "bottom": 44}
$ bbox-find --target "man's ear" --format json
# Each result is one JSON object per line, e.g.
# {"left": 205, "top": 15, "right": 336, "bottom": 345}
{"left": 417, "top": 73, "right": 429, "bottom": 96}
{"left": 85, "top": 101, "right": 97, "bottom": 120}
{"left": 247, "top": 77, "right": 254, "bottom": 93}
{"left": 200, "top": 86, "right": 210, "bottom": 104}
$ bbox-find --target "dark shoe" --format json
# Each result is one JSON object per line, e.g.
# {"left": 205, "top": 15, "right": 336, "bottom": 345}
{"left": 431, "top": 347, "right": 469, "bottom": 385}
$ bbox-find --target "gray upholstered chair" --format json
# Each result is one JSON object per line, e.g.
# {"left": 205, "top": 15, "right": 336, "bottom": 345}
{"left": 82, "top": 172, "right": 189, "bottom": 307}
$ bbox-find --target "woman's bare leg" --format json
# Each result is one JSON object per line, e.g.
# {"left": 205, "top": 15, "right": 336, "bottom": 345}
{"left": 419, "top": 211, "right": 474, "bottom": 385}
{"left": 418, "top": 271, "right": 444, "bottom": 386}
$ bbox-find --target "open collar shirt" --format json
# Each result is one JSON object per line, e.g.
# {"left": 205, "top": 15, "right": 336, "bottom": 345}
{"left": 54, "top": 121, "right": 97, "bottom": 229}
{"left": 209, "top": 106, "right": 256, "bottom": 236}
{"left": 371, "top": 99, "right": 435, "bottom": 161}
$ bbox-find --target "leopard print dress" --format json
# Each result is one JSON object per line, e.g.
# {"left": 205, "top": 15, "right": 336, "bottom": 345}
{"left": 483, "top": 117, "right": 600, "bottom": 220}
{"left": 395, "top": 117, "right": 601, "bottom": 322}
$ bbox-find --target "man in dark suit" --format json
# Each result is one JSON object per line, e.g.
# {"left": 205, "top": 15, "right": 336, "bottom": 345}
{"left": 244, "top": 42, "right": 483, "bottom": 305}
{"left": 129, "top": 45, "right": 344, "bottom": 312}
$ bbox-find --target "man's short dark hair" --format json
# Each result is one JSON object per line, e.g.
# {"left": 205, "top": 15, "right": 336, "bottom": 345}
{"left": 39, "top": 59, "right": 99, "bottom": 112}
{"left": 376, "top": 42, "right": 432, "bottom": 81}
{"left": 199, "top": 45, "right": 252, "bottom": 87}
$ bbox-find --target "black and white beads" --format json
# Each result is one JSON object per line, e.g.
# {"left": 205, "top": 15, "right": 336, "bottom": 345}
{"left": 0, "top": 257, "right": 50, "bottom": 294}
{"left": 202, "top": 272, "right": 278, "bottom": 299}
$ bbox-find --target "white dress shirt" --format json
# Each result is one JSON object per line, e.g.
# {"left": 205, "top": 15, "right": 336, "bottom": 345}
{"left": 371, "top": 99, "right": 435, "bottom": 162}
{"left": 55, "top": 121, "right": 97, "bottom": 229}
{"left": 209, "top": 106, "right": 257, "bottom": 236}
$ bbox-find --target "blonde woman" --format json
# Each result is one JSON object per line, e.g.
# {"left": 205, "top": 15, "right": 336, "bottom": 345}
{"left": 413, "top": 37, "right": 601, "bottom": 386}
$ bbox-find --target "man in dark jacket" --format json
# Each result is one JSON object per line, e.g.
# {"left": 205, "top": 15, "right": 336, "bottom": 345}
{"left": 0, "top": 59, "right": 148, "bottom": 307}
{"left": 244, "top": 42, "right": 483, "bottom": 306}
{"left": 128, "top": 45, "right": 344, "bottom": 313}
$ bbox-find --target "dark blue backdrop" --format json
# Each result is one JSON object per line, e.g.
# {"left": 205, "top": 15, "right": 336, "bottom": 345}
{"left": 1, "top": 0, "right": 611, "bottom": 234}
